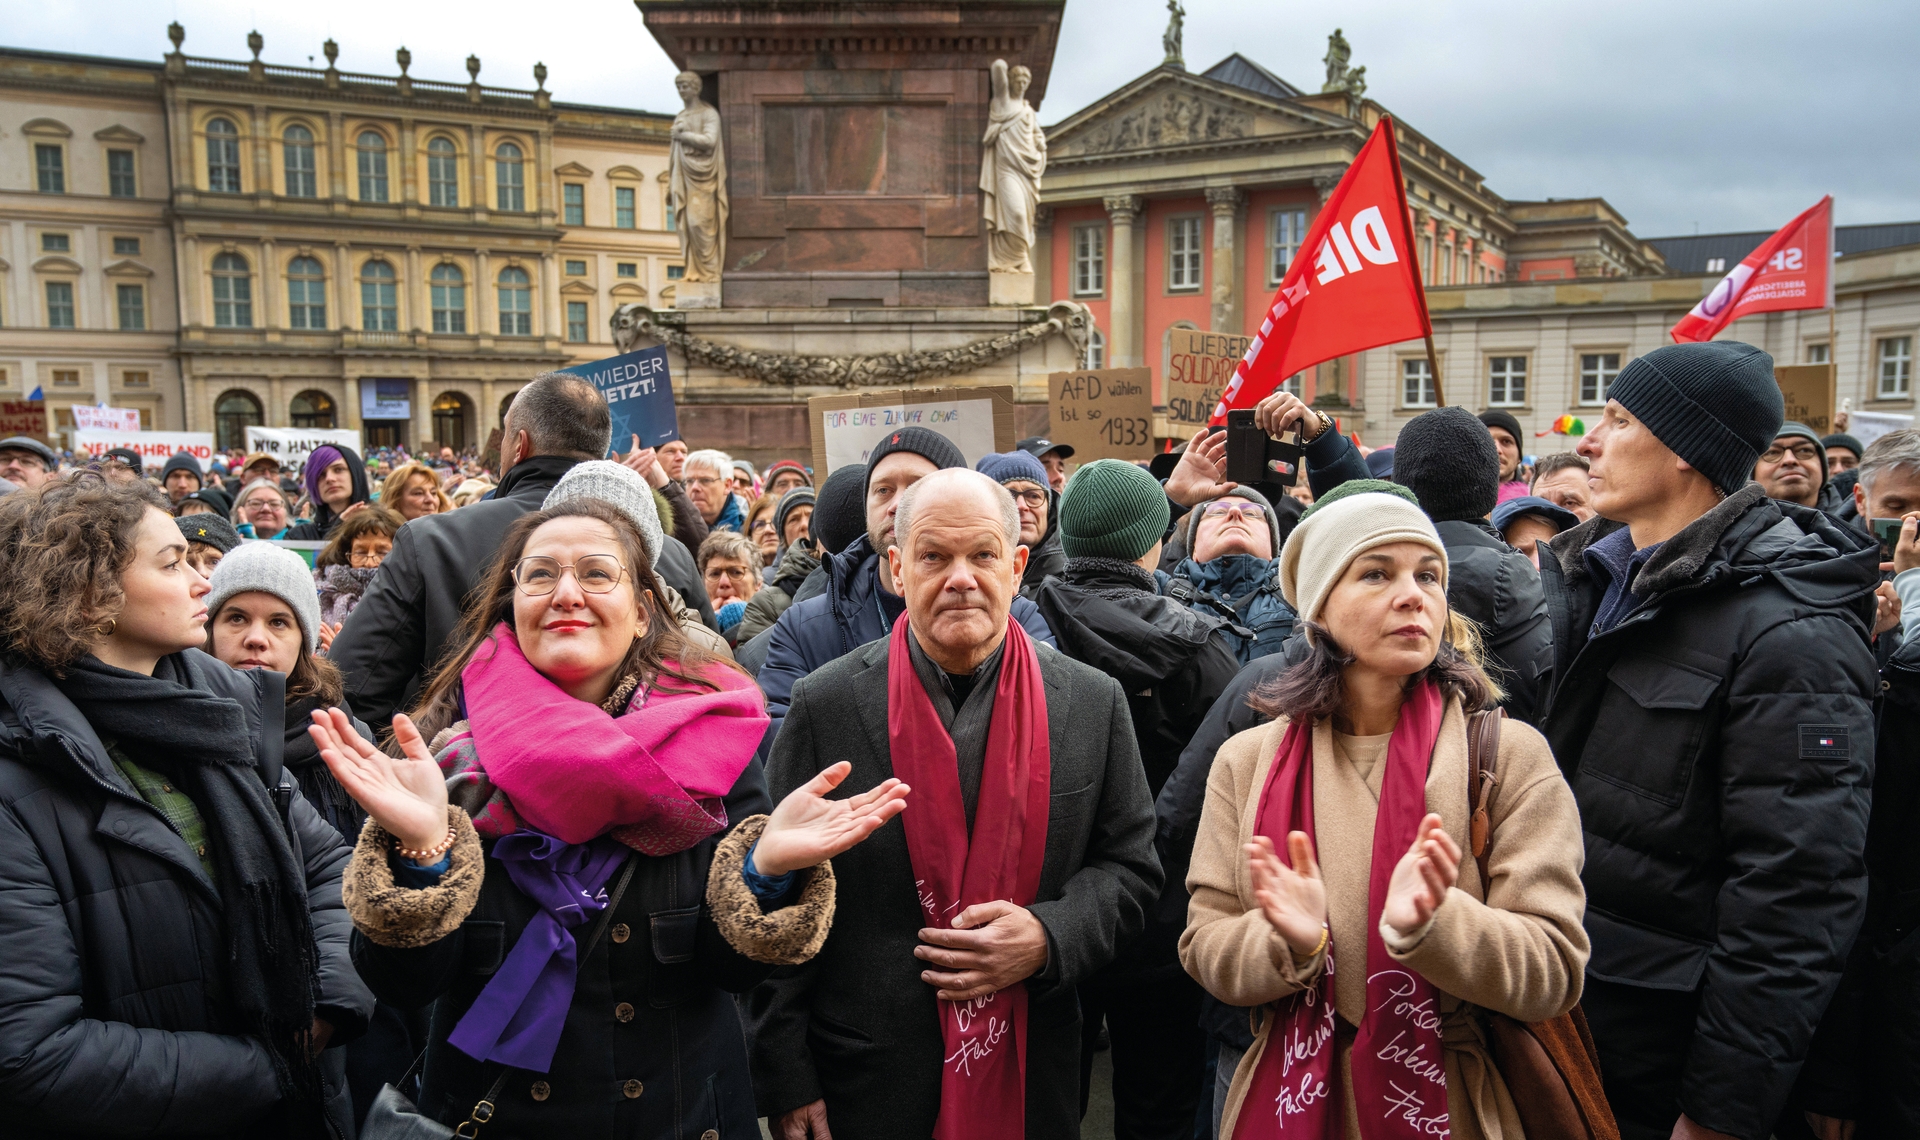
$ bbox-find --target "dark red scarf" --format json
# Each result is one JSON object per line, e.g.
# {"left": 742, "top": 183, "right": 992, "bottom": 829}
{"left": 1235, "top": 679, "right": 1450, "bottom": 1140}
{"left": 886, "top": 614, "right": 1050, "bottom": 1140}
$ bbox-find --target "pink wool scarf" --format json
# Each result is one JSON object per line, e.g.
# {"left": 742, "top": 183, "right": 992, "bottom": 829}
{"left": 446, "top": 622, "right": 768, "bottom": 854}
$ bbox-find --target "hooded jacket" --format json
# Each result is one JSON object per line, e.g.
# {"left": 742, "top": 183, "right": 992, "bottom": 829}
{"left": 756, "top": 533, "right": 1056, "bottom": 743}
{"left": 1537, "top": 483, "right": 1879, "bottom": 1140}
{"left": 1019, "top": 485, "right": 1067, "bottom": 597}
{"left": 1168, "top": 553, "right": 1292, "bottom": 664}
{"left": 1432, "top": 517, "right": 1554, "bottom": 725}
{"left": 735, "top": 538, "right": 820, "bottom": 644}
{"left": 285, "top": 446, "right": 370, "bottom": 541}
{"left": 0, "top": 652, "right": 373, "bottom": 1139}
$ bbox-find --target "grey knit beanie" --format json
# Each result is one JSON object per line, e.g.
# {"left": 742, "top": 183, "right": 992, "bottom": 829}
{"left": 1607, "top": 341, "right": 1782, "bottom": 494}
{"left": 544, "top": 460, "right": 664, "bottom": 566}
{"left": 207, "top": 542, "right": 324, "bottom": 653}
{"left": 1182, "top": 485, "right": 1285, "bottom": 557}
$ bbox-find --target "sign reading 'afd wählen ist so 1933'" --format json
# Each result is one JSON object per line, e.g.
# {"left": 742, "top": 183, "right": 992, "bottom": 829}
{"left": 561, "top": 345, "right": 680, "bottom": 454}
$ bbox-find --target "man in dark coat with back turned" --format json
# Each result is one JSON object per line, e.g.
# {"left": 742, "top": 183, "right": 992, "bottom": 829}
{"left": 1536, "top": 341, "right": 1878, "bottom": 1140}
{"left": 331, "top": 371, "right": 711, "bottom": 729}
{"left": 747, "top": 468, "right": 1161, "bottom": 1140}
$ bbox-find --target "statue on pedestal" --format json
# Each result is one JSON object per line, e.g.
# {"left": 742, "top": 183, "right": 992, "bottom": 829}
{"left": 1163, "top": 0, "right": 1185, "bottom": 69}
{"left": 980, "top": 59, "right": 1046, "bottom": 276}
{"left": 669, "top": 70, "right": 727, "bottom": 283}
{"left": 1321, "top": 29, "right": 1367, "bottom": 99}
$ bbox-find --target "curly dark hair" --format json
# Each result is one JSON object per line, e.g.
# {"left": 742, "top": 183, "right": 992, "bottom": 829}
{"left": 407, "top": 498, "right": 740, "bottom": 744}
{"left": 0, "top": 474, "right": 169, "bottom": 674}
{"left": 1248, "top": 612, "right": 1504, "bottom": 727}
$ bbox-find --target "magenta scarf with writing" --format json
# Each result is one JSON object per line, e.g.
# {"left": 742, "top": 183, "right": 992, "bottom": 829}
{"left": 1235, "top": 679, "right": 1449, "bottom": 1140}
{"left": 885, "top": 615, "right": 1050, "bottom": 1140}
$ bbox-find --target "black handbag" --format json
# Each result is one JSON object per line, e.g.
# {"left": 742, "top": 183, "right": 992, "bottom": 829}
{"left": 360, "top": 853, "right": 640, "bottom": 1139}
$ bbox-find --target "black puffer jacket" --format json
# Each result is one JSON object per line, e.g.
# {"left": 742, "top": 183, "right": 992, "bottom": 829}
{"left": 1538, "top": 484, "right": 1879, "bottom": 1140}
{"left": 0, "top": 653, "right": 373, "bottom": 1139}
{"left": 1433, "top": 518, "right": 1553, "bottom": 725}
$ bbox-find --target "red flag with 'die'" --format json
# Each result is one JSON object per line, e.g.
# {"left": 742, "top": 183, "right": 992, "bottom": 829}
{"left": 1211, "top": 116, "right": 1431, "bottom": 422}
{"left": 1670, "top": 196, "right": 1833, "bottom": 343}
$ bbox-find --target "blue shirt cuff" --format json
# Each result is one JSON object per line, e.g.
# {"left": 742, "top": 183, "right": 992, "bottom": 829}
{"left": 391, "top": 850, "right": 451, "bottom": 888}
{"left": 743, "top": 840, "right": 800, "bottom": 907}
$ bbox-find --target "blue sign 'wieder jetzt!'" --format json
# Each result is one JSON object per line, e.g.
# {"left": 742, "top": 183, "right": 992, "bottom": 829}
{"left": 560, "top": 345, "right": 679, "bottom": 454}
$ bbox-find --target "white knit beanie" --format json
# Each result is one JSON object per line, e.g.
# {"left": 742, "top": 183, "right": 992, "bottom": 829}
{"left": 1278, "top": 491, "right": 1449, "bottom": 632}
{"left": 543, "top": 460, "right": 664, "bottom": 566}
{"left": 206, "top": 541, "right": 325, "bottom": 653}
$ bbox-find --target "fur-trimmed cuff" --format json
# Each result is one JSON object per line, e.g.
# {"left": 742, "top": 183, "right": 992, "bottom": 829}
{"left": 707, "top": 814, "right": 836, "bottom": 965}
{"left": 342, "top": 806, "right": 485, "bottom": 949}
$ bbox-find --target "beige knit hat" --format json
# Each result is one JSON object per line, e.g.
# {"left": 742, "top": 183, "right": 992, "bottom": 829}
{"left": 1279, "top": 491, "right": 1449, "bottom": 631}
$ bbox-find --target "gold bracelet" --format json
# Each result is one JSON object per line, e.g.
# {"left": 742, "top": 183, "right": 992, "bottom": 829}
{"left": 394, "top": 827, "right": 456, "bottom": 862}
{"left": 1290, "top": 924, "right": 1329, "bottom": 964}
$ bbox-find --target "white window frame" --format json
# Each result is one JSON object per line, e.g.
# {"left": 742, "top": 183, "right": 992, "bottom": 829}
{"left": 1578, "top": 352, "right": 1621, "bottom": 407}
{"left": 287, "top": 257, "right": 328, "bottom": 330}
{"left": 615, "top": 186, "right": 636, "bottom": 229}
{"left": 116, "top": 284, "right": 145, "bottom": 330}
{"left": 1071, "top": 223, "right": 1105, "bottom": 298}
{"left": 356, "top": 131, "right": 390, "bottom": 203}
{"left": 1402, "top": 358, "right": 1436, "bottom": 409}
{"left": 45, "top": 280, "right": 76, "bottom": 329}
{"left": 35, "top": 142, "right": 66, "bottom": 193}
{"left": 284, "top": 126, "right": 318, "bottom": 198}
{"left": 206, "top": 119, "right": 242, "bottom": 194}
{"left": 359, "top": 261, "right": 399, "bottom": 331}
{"left": 1268, "top": 208, "right": 1306, "bottom": 285}
{"left": 1166, "top": 215, "right": 1203, "bottom": 293}
{"left": 429, "top": 264, "right": 466, "bottom": 334}
{"left": 566, "top": 300, "right": 589, "bottom": 343}
{"left": 1084, "top": 325, "right": 1105, "bottom": 369}
{"left": 562, "top": 183, "right": 585, "bottom": 227}
{"left": 1487, "top": 355, "right": 1528, "bottom": 408}
{"left": 107, "top": 148, "right": 137, "bottom": 198}
{"left": 1879, "top": 336, "right": 1914, "bottom": 399}
{"left": 426, "top": 137, "right": 459, "bottom": 207}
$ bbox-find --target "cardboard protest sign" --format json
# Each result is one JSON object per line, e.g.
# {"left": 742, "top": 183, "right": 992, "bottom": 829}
{"left": 808, "top": 386, "right": 1016, "bottom": 476}
{"left": 0, "top": 400, "right": 47, "bottom": 438}
{"left": 1166, "top": 329, "right": 1249, "bottom": 431}
{"left": 1048, "top": 368, "right": 1153, "bottom": 462}
{"left": 72, "top": 406, "right": 141, "bottom": 432}
{"left": 245, "top": 427, "right": 363, "bottom": 467}
{"left": 1775, "top": 364, "right": 1837, "bottom": 435}
{"left": 74, "top": 429, "right": 214, "bottom": 466}
{"left": 560, "top": 345, "right": 680, "bottom": 454}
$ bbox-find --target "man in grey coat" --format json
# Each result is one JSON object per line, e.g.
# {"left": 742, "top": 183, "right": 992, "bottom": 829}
{"left": 746, "top": 469, "right": 1162, "bottom": 1140}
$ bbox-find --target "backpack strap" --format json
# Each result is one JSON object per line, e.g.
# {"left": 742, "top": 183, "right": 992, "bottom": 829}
{"left": 1465, "top": 707, "right": 1506, "bottom": 890}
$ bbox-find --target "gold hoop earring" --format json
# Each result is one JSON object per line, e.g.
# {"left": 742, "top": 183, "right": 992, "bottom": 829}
{"left": 99, "top": 619, "right": 116, "bottom": 636}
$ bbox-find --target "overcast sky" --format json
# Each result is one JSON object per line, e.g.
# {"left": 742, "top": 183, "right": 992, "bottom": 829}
{"left": 14, "top": 0, "right": 1914, "bottom": 237}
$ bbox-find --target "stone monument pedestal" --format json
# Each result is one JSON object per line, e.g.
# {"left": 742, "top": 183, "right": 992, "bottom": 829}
{"left": 989, "top": 271, "right": 1036, "bottom": 307}
{"left": 676, "top": 280, "right": 722, "bottom": 310}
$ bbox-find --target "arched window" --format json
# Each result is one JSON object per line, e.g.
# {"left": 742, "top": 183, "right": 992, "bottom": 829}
{"left": 430, "top": 263, "right": 467, "bottom": 334}
{"left": 497, "top": 266, "right": 531, "bottom": 335}
{"left": 357, "top": 130, "right": 389, "bottom": 202}
{"left": 360, "top": 260, "right": 398, "bottom": 331}
{"left": 432, "top": 392, "right": 471, "bottom": 451}
{"left": 289, "top": 389, "right": 336, "bottom": 429}
{"left": 287, "top": 255, "right": 327, "bottom": 329}
{"left": 495, "top": 143, "right": 525, "bottom": 212}
{"left": 214, "top": 389, "right": 263, "bottom": 451}
{"left": 206, "top": 118, "right": 241, "bottom": 193}
{"left": 283, "top": 125, "right": 317, "bottom": 198}
{"left": 1084, "top": 325, "right": 1105, "bottom": 370}
{"left": 427, "top": 137, "right": 459, "bottom": 207}
{"left": 211, "top": 252, "right": 253, "bottom": 327}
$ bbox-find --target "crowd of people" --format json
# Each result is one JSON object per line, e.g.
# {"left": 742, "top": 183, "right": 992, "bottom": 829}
{"left": 0, "top": 341, "right": 1912, "bottom": 1140}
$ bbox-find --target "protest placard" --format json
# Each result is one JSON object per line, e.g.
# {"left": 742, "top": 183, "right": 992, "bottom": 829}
{"left": 73, "top": 429, "right": 215, "bottom": 466}
{"left": 1165, "top": 328, "right": 1250, "bottom": 432}
{"left": 244, "top": 427, "right": 363, "bottom": 467}
{"left": 808, "top": 386, "right": 1015, "bottom": 476}
{"left": 360, "top": 378, "right": 411, "bottom": 420}
{"left": 0, "top": 400, "right": 48, "bottom": 438}
{"left": 72, "top": 406, "right": 142, "bottom": 432}
{"left": 1851, "top": 409, "right": 1915, "bottom": 449}
{"left": 560, "top": 345, "right": 680, "bottom": 454}
{"left": 1775, "top": 364, "right": 1837, "bottom": 435}
{"left": 1048, "top": 368, "right": 1153, "bottom": 462}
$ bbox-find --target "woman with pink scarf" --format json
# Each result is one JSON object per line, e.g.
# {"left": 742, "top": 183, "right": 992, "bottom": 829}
{"left": 310, "top": 498, "right": 906, "bottom": 1138}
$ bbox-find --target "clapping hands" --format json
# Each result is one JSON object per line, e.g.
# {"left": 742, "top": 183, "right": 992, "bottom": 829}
{"left": 1381, "top": 813, "right": 1461, "bottom": 938}
{"left": 752, "top": 761, "right": 910, "bottom": 876}
{"left": 1246, "top": 832, "right": 1328, "bottom": 958}
{"left": 310, "top": 709, "right": 449, "bottom": 861}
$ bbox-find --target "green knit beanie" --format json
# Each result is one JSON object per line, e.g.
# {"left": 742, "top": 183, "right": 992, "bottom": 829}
{"left": 1299, "top": 477, "right": 1419, "bottom": 522}
{"left": 1059, "top": 459, "right": 1170, "bottom": 561}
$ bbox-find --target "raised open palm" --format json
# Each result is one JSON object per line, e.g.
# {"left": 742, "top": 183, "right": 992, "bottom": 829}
{"left": 752, "top": 762, "right": 911, "bottom": 876}
{"left": 1247, "top": 832, "right": 1327, "bottom": 957}
{"left": 1382, "top": 812, "right": 1460, "bottom": 937}
{"left": 310, "top": 709, "right": 449, "bottom": 856}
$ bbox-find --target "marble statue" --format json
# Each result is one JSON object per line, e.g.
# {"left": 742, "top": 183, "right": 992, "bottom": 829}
{"left": 980, "top": 59, "right": 1047, "bottom": 275}
{"left": 1322, "top": 28, "right": 1352, "bottom": 93}
{"left": 669, "top": 70, "right": 726, "bottom": 284}
{"left": 1163, "top": 0, "right": 1185, "bottom": 68}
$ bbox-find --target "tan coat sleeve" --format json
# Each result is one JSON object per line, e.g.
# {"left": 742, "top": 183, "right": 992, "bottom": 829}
{"left": 1389, "top": 719, "right": 1589, "bottom": 1023}
{"left": 659, "top": 582, "right": 734, "bottom": 661}
{"left": 1178, "top": 721, "right": 1325, "bottom": 1008}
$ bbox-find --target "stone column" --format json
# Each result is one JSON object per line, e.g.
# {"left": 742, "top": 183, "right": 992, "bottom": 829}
{"left": 251, "top": 104, "right": 272, "bottom": 207}
{"left": 334, "top": 243, "right": 354, "bottom": 331}
{"left": 1104, "top": 195, "right": 1143, "bottom": 368}
{"left": 539, "top": 253, "right": 562, "bottom": 343}
{"left": 475, "top": 249, "right": 494, "bottom": 344}
{"left": 399, "top": 117, "right": 419, "bottom": 214}
{"left": 413, "top": 377, "right": 432, "bottom": 449}
{"left": 1205, "top": 187, "right": 1243, "bottom": 333}
{"left": 269, "top": 375, "right": 286, "bottom": 426}
{"left": 181, "top": 235, "right": 203, "bottom": 327}
{"left": 327, "top": 111, "right": 347, "bottom": 214}
{"left": 258, "top": 238, "right": 278, "bottom": 331}
{"left": 406, "top": 246, "right": 424, "bottom": 336}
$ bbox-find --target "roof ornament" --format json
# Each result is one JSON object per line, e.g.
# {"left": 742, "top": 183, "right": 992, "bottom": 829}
{"left": 1322, "top": 29, "right": 1367, "bottom": 99}
{"left": 1162, "top": 0, "right": 1185, "bottom": 71}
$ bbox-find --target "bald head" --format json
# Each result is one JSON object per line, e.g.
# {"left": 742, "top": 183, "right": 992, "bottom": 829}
{"left": 894, "top": 468, "right": 1019, "bottom": 550}
{"left": 888, "top": 469, "right": 1026, "bottom": 673}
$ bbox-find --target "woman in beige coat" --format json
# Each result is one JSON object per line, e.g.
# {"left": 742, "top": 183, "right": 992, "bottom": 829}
{"left": 1181, "top": 486, "right": 1587, "bottom": 1140}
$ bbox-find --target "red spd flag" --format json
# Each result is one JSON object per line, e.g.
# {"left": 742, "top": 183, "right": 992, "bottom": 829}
{"left": 1670, "top": 196, "right": 1833, "bottom": 343}
{"left": 1212, "top": 116, "right": 1431, "bottom": 422}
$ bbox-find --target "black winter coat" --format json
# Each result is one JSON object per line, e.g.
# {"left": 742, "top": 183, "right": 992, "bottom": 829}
{"left": 1538, "top": 484, "right": 1879, "bottom": 1140}
{"left": 1018, "top": 487, "right": 1067, "bottom": 599}
{"left": 1433, "top": 518, "right": 1554, "bottom": 725}
{"left": 352, "top": 762, "right": 774, "bottom": 1140}
{"left": 332, "top": 456, "right": 714, "bottom": 729}
{"left": 0, "top": 653, "right": 374, "bottom": 1139}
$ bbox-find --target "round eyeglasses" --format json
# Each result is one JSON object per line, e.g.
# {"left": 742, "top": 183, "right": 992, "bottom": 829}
{"left": 512, "top": 554, "right": 629, "bottom": 595}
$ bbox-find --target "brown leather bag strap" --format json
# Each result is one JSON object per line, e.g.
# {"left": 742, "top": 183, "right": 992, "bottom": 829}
{"left": 1465, "top": 707, "right": 1506, "bottom": 890}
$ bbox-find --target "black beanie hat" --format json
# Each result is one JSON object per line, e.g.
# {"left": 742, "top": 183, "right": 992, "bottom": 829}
{"left": 1478, "top": 409, "right": 1525, "bottom": 448}
{"left": 862, "top": 427, "right": 967, "bottom": 497}
{"left": 160, "top": 451, "right": 203, "bottom": 487}
{"left": 1392, "top": 406, "right": 1501, "bottom": 522}
{"left": 1607, "top": 341, "right": 1781, "bottom": 494}
{"left": 175, "top": 511, "right": 241, "bottom": 554}
{"left": 1822, "top": 432, "right": 1865, "bottom": 459}
{"left": 811, "top": 463, "right": 868, "bottom": 555}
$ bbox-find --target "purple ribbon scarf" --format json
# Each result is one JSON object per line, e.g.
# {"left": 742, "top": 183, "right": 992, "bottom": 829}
{"left": 447, "top": 831, "right": 627, "bottom": 1072}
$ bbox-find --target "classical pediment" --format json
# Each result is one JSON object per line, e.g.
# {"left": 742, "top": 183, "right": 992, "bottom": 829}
{"left": 94, "top": 124, "right": 146, "bottom": 143}
{"left": 554, "top": 161, "right": 594, "bottom": 177}
{"left": 104, "top": 259, "right": 153, "bottom": 277}
{"left": 1046, "top": 69, "right": 1347, "bottom": 161}
{"left": 558, "top": 280, "right": 596, "bottom": 296}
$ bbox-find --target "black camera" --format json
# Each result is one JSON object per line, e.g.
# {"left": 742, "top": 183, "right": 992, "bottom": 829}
{"left": 1224, "top": 410, "right": 1305, "bottom": 487}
